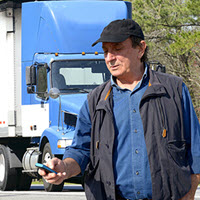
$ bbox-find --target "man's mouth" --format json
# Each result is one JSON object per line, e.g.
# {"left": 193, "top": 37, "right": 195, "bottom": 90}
{"left": 109, "top": 63, "right": 119, "bottom": 69}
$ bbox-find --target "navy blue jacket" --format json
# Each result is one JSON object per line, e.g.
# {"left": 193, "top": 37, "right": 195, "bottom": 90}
{"left": 84, "top": 68, "right": 191, "bottom": 200}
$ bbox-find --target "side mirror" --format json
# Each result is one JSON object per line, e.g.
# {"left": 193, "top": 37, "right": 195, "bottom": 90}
{"left": 148, "top": 61, "right": 166, "bottom": 73}
{"left": 26, "top": 65, "right": 36, "bottom": 85}
{"left": 26, "top": 65, "right": 36, "bottom": 94}
{"left": 156, "top": 64, "right": 166, "bottom": 73}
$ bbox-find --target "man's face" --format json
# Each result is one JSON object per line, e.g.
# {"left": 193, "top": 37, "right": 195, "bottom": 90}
{"left": 102, "top": 38, "right": 143, "bottom": 80}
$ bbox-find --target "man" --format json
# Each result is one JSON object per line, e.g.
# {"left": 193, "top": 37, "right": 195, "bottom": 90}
{"left": 39, "top": 19, "right": 200, "bottom": 200}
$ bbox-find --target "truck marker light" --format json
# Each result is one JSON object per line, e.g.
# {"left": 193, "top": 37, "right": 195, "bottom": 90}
{"left": 55, "top": 53, "right": 59, "bottom": 56}
{"left": 95, "top": 51, "right": 98, "bottom": 55}
{"left": 3, "top": 121, "right": 5, "bottom": 124}
{"left": 82, "top": 52, "right": 86, "bottom": 55}
{"left": 0, "top": 122, "right": 1, "bottom": 124}
{"left": 30, "top": 126, "right": 33, "bottom": 131}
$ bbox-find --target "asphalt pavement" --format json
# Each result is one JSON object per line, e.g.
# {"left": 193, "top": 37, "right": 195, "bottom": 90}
{"left": 0, "top": 185, "right": 199, "bottom": 200}
{"left": 0, "top": 184, "right": 86, "bottom": 200}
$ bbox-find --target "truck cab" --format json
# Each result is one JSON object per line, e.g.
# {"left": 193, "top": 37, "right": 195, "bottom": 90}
{"left": 0, "top": 0, "right": 131, "bottom": 191}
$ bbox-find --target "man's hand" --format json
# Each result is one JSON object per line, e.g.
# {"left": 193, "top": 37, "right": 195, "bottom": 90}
{"left": 179, "top": 174, "right": 200, "bottom": 200}
{"left": 38, "top": 157, "right": 81, "bottom": 185}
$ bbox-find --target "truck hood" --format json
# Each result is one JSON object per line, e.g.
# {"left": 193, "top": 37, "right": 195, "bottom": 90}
{"left": 60, "top": 93, "right": 88, "bottom": 115}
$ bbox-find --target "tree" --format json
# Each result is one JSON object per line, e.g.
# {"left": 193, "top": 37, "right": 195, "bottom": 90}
{"left": 128, "top": 0, "right": 200, "bottom": 119}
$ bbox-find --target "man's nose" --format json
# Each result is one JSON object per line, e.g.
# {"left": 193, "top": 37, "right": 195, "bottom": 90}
{"left": 106, "top": 51, "right": 116, "bottom": 62}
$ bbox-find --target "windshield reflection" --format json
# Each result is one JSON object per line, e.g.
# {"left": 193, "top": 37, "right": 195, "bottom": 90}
{"left": 51, "top": 60, "right": 110, "bottom": 93}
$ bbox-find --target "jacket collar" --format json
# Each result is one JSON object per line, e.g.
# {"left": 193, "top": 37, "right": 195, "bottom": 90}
{"left": 95, "top": 80, "right": 113, "bottom": 113}
{"left": 143, "top": 68, "right": 167, "bottom": 98}
{"left": 96, "top": 68, "right": 167, "bottom": 111}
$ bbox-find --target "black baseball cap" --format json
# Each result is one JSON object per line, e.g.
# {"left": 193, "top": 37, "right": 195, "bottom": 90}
{"left": 92, "top": 19, "right": 144, "bottom": 47}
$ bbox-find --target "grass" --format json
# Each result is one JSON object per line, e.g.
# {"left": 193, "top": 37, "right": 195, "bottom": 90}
{"left": 31, "top": 179, "right": 80, "bottom": 185}
{"left": 31, "top": 179, "right": 43, "bottom": 185}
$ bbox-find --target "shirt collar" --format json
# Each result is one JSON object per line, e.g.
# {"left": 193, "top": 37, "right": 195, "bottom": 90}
{"left": 111, "top": 63, "right": 149, "bottom": 89}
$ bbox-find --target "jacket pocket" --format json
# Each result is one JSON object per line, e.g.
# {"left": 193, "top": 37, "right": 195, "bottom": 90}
{"left": 84, "top": 160, "right": 107, "bottom": 200}
{"left": 85, "top": 159, "right": 99, "bottom": 176}
{"left": 167, "top": 140, "right": 188, "bottom": 167}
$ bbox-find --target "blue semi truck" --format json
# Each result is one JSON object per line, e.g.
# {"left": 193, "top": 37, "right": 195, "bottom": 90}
{"left": 0, "top": 0, "right": 131, "bottom": 191}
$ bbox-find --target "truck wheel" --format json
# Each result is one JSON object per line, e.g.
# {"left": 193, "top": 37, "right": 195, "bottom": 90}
{"left": 42, "top": 143, "right": 64, "bottom": 192}
{"left": 0, "top": 145, "right": 17, "bottom": 191}
{"left": 16, "top": 170, "right": 32, "bottom": 191}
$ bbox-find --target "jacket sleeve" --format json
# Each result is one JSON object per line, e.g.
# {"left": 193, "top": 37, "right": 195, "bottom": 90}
{"left": 182, "top": 83, "right": 200, "bottom": 174}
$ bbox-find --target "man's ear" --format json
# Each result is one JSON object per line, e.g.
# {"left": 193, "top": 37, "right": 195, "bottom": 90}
{"left": 137, "top": 40, "right": 146, "bottom": 59}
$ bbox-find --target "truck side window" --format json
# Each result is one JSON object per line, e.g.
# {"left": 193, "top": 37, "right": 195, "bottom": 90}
{"left": 36, "top": 65, "right": 48, "bottom": 99}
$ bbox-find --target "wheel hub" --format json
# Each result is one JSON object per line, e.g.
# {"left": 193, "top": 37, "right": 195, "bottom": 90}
{"left": 42, "top": 152, "right": 52, "bottom": 183}
{"left": 43, "top": 152, "right": 51, "bottom": 164}
{"left": 0, "top": 154, "right": 5, "bottom": 182}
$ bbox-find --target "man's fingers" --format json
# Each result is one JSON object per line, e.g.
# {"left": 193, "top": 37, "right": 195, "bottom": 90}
{"left": 46, "top": 158, "right": 57, "bottom": 168}
{"left": 46, "top": 157, "right": 61, "bottom": 171}
{"left": 38, "top": 168, "right": 47, "bottom": 176}
{"left": 43, "top": 172, "right": 66, "bottom": 185}
{"left": 43, "top": 172, "right": 57, "bottom": 180}
{"left": 38, "top": 158, "right": 68, "bottom": 185}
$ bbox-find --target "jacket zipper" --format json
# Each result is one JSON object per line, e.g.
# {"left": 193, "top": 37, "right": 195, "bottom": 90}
{"left": 157, "top": 97, "right": 167, "bottom": 138}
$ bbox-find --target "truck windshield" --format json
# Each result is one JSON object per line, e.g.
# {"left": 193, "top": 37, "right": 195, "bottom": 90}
{"left": 51, "top": 60, "right": 110, "bottom": 93}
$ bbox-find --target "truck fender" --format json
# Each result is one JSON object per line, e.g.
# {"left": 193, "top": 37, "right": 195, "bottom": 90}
{"left": 5, "top": 146, "right": 22, "bottom": 168}
{"left": 39, "top": 128, "right": 65, "bottom": 155}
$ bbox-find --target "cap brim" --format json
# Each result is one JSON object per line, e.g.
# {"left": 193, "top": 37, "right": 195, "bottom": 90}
{"left": 92, "top": 35, "right": 129, "bottom": 47}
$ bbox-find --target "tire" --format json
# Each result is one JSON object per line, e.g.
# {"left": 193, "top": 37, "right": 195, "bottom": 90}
{"left": 42, "top": 143, "right": 64, "bottom": 192}
{"left": 16, "top": 170, "right": 32, "bottom": 191}
{"left": 0, "top": 145, "right": 17, "bottom": 191}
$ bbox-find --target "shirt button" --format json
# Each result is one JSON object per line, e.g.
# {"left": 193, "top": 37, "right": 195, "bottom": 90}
{"left": 137, "top": 191, "right": 140, "bottom": 194}
{"left": 135, "top": 149, "right": 139, "bottom": 154}
{"left": 134, "top": 129, "right": 138, "bottom": 133}
{"left": 133, "top": 109, "right": 136, "bottom": 113}
{"left": 136, "top": 171, "right": 139, "bottom": 175}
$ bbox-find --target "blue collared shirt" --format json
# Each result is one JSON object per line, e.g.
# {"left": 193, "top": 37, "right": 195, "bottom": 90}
{"left": 63, "top": 66, "right": 200, "bottom": 199}
{"left": 111, "top": 66, "right": 151, "bottom": 199}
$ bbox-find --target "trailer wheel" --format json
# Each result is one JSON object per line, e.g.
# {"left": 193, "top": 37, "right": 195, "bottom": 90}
{"left": 16, "top": 170, "right": 32, "bottom": 191}
{"left": 42, "top": 143, "right": 64, "bottom": 192}
{"left": 0, "top": 145, "right": 17, "bottom": 191}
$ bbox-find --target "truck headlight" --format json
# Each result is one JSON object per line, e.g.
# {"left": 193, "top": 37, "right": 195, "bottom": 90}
{"left": 57, "top": 139, "right": 72, "bottom": 148}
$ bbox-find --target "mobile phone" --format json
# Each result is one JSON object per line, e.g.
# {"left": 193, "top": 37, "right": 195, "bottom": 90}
{"left": 35, "top": 163, "right": 57, "bottom": 174}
